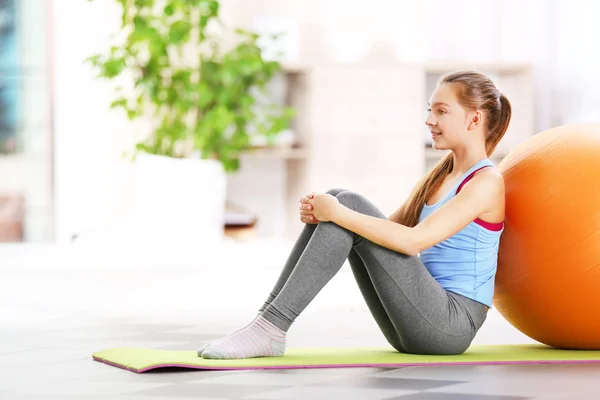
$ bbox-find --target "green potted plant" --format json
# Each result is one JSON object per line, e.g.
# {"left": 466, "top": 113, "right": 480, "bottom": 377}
{"left": 86, "top": 0, "right": 294, "bottom": 245}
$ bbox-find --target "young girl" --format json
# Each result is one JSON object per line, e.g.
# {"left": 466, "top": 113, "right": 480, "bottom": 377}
{"left": 198, "top": 70, "right": 511, "bottom": 359}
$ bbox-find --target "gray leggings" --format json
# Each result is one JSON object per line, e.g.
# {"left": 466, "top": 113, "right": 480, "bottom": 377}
{"left": 259, "top": 189, "right": 488, "bottom": 355}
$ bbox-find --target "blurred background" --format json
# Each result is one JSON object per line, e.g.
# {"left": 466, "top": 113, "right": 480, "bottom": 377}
{"left": 1, "top": 0, "right": 599, "bottom": 250}
{"left": 2, "top": 2, "right": 600, "bottom": 395}
{"left": 1, "top": 0, "right": 600, "bottom": 365}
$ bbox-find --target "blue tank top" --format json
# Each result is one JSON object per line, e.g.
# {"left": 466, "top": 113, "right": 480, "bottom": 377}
{"left": 418, "top": 158, "right": 504, "bottom": 308}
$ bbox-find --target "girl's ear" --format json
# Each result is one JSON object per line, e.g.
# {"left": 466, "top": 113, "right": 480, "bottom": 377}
{"left": 468, "top": 110, "right": 483, "bottom": 130}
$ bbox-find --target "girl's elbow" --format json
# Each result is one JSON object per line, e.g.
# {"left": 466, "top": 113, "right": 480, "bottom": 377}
{"left": 391, "top": 226, "right": 421, "bottom": 256}
{"left": 395, "top": 241, "right": 420, "bottom": 256}
{"left": 406, "top": 237, "right": 423, "bottom": 257}
{"left": 405, "top": 246, "right": 420, "bottom": 257}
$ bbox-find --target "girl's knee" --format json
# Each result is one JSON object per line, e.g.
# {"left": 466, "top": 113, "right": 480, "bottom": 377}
{"left": 326, "top": 188, "right": 348, "bottom": 196}
{"left": 335, "top": 191, "right": 388, "bottom": 222}
{"left": 335, "top": 191, "right": 368, "bottom": 208}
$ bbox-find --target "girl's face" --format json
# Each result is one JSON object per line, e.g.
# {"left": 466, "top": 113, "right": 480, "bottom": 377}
{"left": 425, "top": 83, "right": 473, "bottom": 151}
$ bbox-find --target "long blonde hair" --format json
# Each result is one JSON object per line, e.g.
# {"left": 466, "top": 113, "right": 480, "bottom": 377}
{"left": 394, "top": 70, "right": 512, "bottom": 227}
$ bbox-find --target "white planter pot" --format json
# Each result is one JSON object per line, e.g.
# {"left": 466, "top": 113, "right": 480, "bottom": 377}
{"left": 130, "top": 153, "right": 227, "bottom": 248}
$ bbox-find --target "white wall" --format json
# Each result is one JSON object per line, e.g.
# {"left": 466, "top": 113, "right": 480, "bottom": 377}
{"left": 549, "top": 0, "right": 600, "bottom": 125}
{"left": 52, "top": 0, "right": 123, "bottom": 243}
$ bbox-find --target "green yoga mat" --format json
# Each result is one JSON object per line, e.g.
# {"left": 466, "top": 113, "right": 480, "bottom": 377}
{"left": 92, "top": 345, "right": 600, "bottom": 373}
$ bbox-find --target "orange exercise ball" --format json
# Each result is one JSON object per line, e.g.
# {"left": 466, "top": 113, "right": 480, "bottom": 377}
{"left": 494, "top": 123, "right": 600, "bottom": 350}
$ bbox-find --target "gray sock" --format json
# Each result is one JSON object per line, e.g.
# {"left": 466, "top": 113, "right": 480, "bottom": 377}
{"left": 200, "top": 316, "right": 286, "bottom": 359}
{"left": 196, "top": 312, "right": 262, "bottom": 356}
